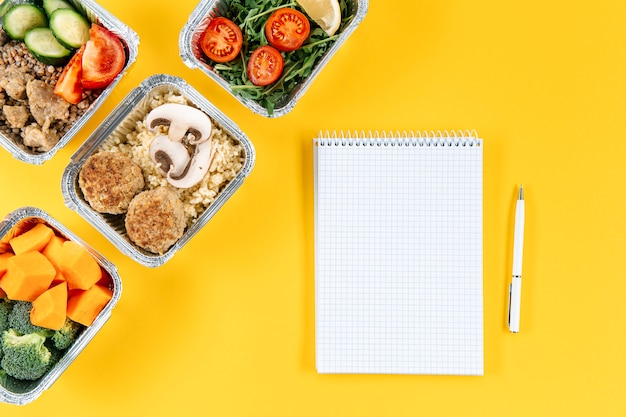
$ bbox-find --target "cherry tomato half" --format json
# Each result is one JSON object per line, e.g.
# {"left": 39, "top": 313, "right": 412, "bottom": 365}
{"left": 265, "top": 8, "right": 310, "bottom": 52}
{"left": 200, "top": 17, "right": 243, "bottom": 63}
{"left": 247, "top": 45, "right": 284, "bottom": 86}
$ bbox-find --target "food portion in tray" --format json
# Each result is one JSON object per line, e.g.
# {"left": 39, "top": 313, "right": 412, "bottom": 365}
{"left": 77, "top": 88, "right": 246, "bottom": 255}
{"left": 0, "top": 220, "right": 113, "bottom": 386}
{"left": 197, "top": 0, "right": 355, "bottom": 115}
{"left": 0, "top": 1, "right": 127, "bottom": 153}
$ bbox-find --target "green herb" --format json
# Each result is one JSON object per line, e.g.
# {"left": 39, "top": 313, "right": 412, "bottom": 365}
{"left": 210, "top": 0, "right": 354, "bottom": 116}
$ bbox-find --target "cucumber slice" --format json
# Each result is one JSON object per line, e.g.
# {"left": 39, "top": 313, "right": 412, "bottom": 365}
{"left": 43, "top": 0, "right": 75, "bottom": 16}
{"left": 24, "top": 27, "right": 71, "bottom": 66}
{"left": 48, "top": 8, "right": 89, "bottom": 49}
{"left": 3, "top": 4, "right": 48, "bottom": 41}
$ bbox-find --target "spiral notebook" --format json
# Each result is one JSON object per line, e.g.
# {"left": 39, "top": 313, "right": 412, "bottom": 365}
{"left": 314, "top": 130, "right": 484, "bottom": 375}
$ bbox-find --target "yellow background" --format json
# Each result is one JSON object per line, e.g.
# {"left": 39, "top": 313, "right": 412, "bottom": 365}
{"left": 1, "top": 0, "right": 626, "bottom": 415}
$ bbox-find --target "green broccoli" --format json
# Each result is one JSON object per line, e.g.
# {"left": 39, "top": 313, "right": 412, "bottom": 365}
{"left": 45, "top": 340, "right": 65, "bottom": 369}
{"left": 7, "top": 301, "right": 52, "bottom": 336}
{"left": 0, "top": 299, "right": 12, "bottom": 362}
{"left": 51, "top": 318, "right": 84, "bottom": 350}
{"left": 1, "top": 329, "right": 51, "bottom": 380}
{"left": 0, "top": 298, "right": 12, "bottom": 334}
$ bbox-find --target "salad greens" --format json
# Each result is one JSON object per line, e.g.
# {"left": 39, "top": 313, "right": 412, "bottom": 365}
{"left": 211, "top": 0, "right": 354, "bottom": 115}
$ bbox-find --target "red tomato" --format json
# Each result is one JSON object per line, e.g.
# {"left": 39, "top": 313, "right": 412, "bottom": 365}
{"left": 54, "top": 45, "right": 85, "bottom": 104}
{"left": 247, "top": 45, "right": 284, "bottom": 86}
{"left": 265, "top": 8, "right": 310, "bottom": 52}
{"left": 81, "top": 24, "right": 126, "bottom": 90}
{"left": 200, "top": 17, "right": 243, "bottom": 63}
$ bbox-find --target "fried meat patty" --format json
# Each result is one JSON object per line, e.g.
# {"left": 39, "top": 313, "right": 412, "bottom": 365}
{"left": 79, "top": 152, "right": 145, "bottom": 214}
{"left": 124, "top": 187, "right": 186, "bottom": 254}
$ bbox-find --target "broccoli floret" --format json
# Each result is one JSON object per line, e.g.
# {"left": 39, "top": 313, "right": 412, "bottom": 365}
{"left": 7, "top": 301, "right": 52, "bottom": 336}
{"left": 0, "top": 367, "right": 28, "bottom": 392}
{"left": 0, "top": 298, "right": 12, "bottom": 334}
{"left": 0, "top": 299, "right": 12, "bottom": 361}
{"left": 51, "top": 318, "right": 84, "bottom": 350}
{"left": 45, "top": 339, "right": 64, "bottom": 369}
{"left": 1, "top": 329, "right": 51, "bottom": 380}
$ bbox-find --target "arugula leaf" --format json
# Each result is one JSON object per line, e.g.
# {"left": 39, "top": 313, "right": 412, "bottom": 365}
{"left": 210, "top": 0, "right": 354, "bottom": 116}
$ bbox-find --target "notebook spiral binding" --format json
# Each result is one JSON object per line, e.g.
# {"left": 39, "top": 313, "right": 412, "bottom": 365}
{"left": 317, "top": 130, "right": 480, "bottom": 147}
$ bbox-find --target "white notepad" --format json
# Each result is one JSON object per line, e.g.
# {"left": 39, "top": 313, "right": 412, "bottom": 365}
{"left": 314, "top": 130, "right": 484, "bottom": 375}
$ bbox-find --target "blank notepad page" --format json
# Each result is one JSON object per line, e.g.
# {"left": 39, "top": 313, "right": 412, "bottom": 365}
{"left": 314, "top": 132, "right": 484, "bottom": 375}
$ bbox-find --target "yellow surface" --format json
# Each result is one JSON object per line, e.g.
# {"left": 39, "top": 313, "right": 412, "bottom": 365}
{"left": 1, "top": 0, "right": 626, "bottom": 415}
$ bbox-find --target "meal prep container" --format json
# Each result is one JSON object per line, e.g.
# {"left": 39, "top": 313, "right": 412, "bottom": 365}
{"left": 179, "top": 0, "right": 368, "bottom": 118}
{"left": 61, "top": 74, "right": 256, "bottom": 268}
{"left": 0, "top": 207, "right": 122, "bottom": 406}
{"left": 0, "top": 0, "right": 139, "bottom": 164}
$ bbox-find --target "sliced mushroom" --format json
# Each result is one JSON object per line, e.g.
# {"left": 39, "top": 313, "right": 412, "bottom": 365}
{"left": 145, "top": 103, "right": 213, "bottom": 143}
{"left": 149, "top": 134, "right": 191, "bottom": 178}
{"left": 166, "top": 139, "right": 217, "bottom": 189}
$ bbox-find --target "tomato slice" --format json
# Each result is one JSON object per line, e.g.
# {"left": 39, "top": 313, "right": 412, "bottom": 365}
{"left": 200, "top": 17, "right": 243, "bottom": 63}
{"left": 247, "top": 45, "right": 284, "bottom": 86}
{"left": 54, "top": 45, "right": 84, "bottom": 104}
{"left": 265, "top": 8, "right": 310, "bottom": 52}
{"left": 81, "top": 24, "right": 126, "bottom": 90}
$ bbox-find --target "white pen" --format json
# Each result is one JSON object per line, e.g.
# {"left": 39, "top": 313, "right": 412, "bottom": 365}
{"left": 508, "top": 185, "right": 525, "bottom": 333}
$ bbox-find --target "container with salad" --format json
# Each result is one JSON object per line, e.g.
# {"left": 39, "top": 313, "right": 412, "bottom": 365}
{"left": 179, "top": 0, "right": 368, "bottom": 118}
{"left": 0, "top": 0, "right": 139, "bottom": 164}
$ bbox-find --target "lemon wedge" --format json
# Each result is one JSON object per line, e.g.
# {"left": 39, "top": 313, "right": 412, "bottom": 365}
{"left": 296, "top": 0, "right": 341, "bottom": 36}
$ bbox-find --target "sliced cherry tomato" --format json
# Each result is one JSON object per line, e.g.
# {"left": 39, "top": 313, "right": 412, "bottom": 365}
{"left": 54, "top": 45, "right": 85, "bottom": 104}
{"left": 81, "top": 24, "right": 126, "bottom": 90}
{"left": 265, "top": 8, "right": 310, "bottom": 52}
{"left": 247, "top": 45, "right": 284, "bottom": 86}
{"left": 200, "top": 17, "right": 243, "bottom": 63}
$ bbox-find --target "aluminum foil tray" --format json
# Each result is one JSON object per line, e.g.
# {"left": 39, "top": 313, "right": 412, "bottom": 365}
{"left": 179, "top": 0, "right": 368, "bottom": 118}
{"left": 0, "top": 0, "right": 139, "bottom": 164}
{"left": 0, "top": 207, "right": 122, "bottom": 405}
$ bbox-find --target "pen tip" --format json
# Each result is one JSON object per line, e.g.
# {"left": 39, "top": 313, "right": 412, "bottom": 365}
{"left": 518, "top": 185, "right": 524, "bottom": 200}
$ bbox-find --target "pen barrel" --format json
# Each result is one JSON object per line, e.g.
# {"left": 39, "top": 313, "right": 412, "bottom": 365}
{"left": 508, "top": 276, "right": 522, "bottom": 332}
{"left": 512, "top": 200, "right": 525, "bottom": 276}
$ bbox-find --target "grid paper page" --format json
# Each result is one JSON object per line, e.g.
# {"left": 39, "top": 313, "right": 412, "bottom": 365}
{"left": 314, "top": 135, "right": 483, "bottom": 375}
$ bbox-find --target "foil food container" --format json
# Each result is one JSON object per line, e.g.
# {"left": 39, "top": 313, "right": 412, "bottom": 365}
{"left": 0, "top": 207, "right": 122, "bottom": 406}
{"left": 0, "top": 0, "right": 139, "bottom": 165}
{"left": 61, "top": 74, "right": 256, "bottom": 268}
{"left": 179, "top": 0, "right": 368, "bottom": 118}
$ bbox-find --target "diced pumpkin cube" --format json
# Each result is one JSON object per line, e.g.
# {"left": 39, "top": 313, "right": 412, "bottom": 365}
{"left": 59, "top": 241, "right": 102, "bottom": 291}
{"left": 9, "top": 223, "right": 54, "bottom": 255}
{"left": 43, "top": 235, "right": 67, "bottom": 271}
{"left": 67, "top": 284, "right": 112, "bottom": 326}
{"left": 31, "top": 282, "right": 68, "bottom": 330}
{"left": 0, "top": 251, "right": 56, "bottom": 301}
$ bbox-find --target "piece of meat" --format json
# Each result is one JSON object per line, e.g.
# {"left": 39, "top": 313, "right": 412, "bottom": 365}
{"left": 0, "top": 30, "right": 9, "bottom": 47}
{"left": 0, "top": 68, "right": 32, "bottom": 101}
{"left": 26, "top": 79, "right": 70, "bottom": 127}
{"left": 22, "top": 123, "right": 59, "bottom": 151}
{"left": 125, "top": 187, "right": 186, "bottom": 254}
{"left": 78, "top": 151, "right": 145, "bottom": 214}
{"left": 2, "top": 105, "right": 30, "bottom": 128}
